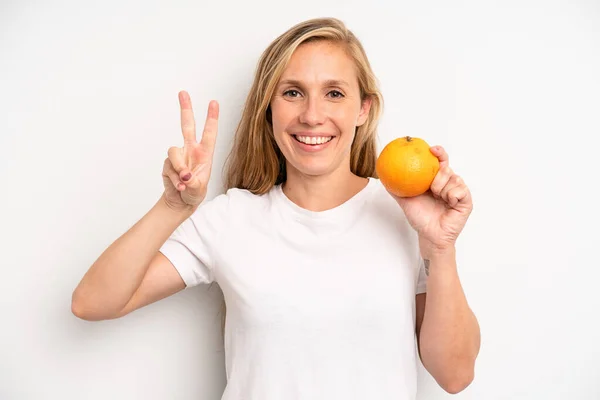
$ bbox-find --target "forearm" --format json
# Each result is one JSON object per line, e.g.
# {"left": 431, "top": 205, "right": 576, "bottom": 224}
{"left": 418, "top": 248, "right": 480, "bottom": 393}
{"left": 72, "top": 194, "right": 195, "bottom": 317}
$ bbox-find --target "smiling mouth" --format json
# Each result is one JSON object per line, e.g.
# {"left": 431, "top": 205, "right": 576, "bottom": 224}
{"left": 292, "top": 135, "right": 334, "bottom": 145}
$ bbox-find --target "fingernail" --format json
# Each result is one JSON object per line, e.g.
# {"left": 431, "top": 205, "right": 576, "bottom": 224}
{"left": 182, "top": 173, "right": 192, "bottom": 182}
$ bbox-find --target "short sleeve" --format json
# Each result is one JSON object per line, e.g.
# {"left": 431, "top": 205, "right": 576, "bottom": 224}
{"left": 416, "top": 256, "right": 428, "bottom": 294}
{"left": 159, "top": 193, "right": 229, "bottom": 288}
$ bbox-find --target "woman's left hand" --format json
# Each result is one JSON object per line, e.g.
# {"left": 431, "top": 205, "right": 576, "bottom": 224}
{"left": 390, "top": 146, "right": 473, "bottom": 257}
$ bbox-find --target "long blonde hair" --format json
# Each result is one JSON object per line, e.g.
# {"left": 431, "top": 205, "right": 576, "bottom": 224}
{"left": 223, "top": 17, "right": 384, "bottom": 193}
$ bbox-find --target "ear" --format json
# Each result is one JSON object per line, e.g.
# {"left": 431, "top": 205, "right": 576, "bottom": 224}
{"left": 356, "top": 96, "right": 372, "bottom": 127}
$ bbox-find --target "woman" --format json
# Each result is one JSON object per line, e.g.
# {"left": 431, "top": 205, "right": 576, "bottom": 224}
{"left": 72, "top": 17, "right": 480, "bottom": 399}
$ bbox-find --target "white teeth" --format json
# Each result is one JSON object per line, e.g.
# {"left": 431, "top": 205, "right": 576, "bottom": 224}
{"left": 296, "top": 136, "right": 333, "bottom": 145}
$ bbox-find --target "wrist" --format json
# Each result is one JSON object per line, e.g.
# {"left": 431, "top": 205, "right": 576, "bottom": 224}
{"left": 421, "top": 245, "right": 456, "bottom": 265}
{"left": 157, "top": 194, "right": 197, "bottom": 224}
{"left": 431, "top": 246, "right": 456, "bottom": 261}
{"left": 421, "top": 249, "right": 458, "bottom": 278}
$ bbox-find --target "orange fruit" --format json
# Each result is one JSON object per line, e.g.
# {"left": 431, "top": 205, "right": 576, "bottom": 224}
{"left": 376, "top": 136, "right": 440, "bottom": 197}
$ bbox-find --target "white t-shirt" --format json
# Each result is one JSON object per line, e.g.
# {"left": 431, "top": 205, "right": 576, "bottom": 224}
{"left": 160, "top": 177, "right": 428, "bottom": 400}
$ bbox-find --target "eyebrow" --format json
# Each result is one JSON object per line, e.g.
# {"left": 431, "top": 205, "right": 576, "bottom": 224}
{"left": 277, "top": 79, "right": 351, "bottom": 88}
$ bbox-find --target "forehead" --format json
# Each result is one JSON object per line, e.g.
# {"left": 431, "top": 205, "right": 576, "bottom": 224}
{"left": 280, "top": 41, "right": 358, "bottom": 85}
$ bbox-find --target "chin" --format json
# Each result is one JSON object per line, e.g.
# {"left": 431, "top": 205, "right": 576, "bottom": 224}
{"left": 286, "top": 158, "right": 340, "bottom": 179}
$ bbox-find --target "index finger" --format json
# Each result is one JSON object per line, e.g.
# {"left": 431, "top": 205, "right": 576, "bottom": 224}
{"left": 430, "top": 145, "right": 449, "bottom": 169}
{"left": 179, "top": 91, "right": 196, "bottom": 144}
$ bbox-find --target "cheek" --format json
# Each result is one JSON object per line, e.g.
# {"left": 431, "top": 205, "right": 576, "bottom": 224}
{"left": 270, "top": 104, "right": 292, "bottom": 136}
{"left": 332, "top": 107, "right": 359, "bottom": 132}
{"left": 270, "top": 109, "right": 291, "bottom": 152}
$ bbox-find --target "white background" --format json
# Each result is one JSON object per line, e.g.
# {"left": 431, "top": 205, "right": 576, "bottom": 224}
{"left": 1, "top": 0, "right": 599, "bottom": 399}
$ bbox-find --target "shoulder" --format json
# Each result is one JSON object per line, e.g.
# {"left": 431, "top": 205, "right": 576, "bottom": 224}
{"left": 224, "top": 186, "right": 276, "bottom": 210}
{"left": 193, "top": 186, "right": 276, "bottom": 218}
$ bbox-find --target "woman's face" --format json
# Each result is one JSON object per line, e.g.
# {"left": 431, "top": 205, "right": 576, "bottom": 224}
{"left": 270, "top": 40, "right": 371, "bottom": 180}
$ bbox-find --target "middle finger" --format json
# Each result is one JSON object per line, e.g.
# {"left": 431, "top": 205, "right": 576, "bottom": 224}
{"left": 179, "top": 91, "right": 197, "bottom": 147}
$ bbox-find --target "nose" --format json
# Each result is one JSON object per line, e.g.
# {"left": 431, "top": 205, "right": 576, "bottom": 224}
{"left": 298, "top": 97, "right": 326, "bottom": 126}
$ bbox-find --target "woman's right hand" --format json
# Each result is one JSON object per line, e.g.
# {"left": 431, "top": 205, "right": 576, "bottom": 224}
{"left": 162, "top": 91, "right": 219, "bottom": 212}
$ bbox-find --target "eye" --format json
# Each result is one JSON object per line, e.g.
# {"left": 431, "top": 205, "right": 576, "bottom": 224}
{"left": 328, "top": 90, "right": 345, "bottom": 99}
{"left": 283, "top": 89, "right": 301, "bottom": 98}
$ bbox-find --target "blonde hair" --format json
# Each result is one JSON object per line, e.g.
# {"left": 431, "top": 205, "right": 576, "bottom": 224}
{"left": 223, "top": 17, "right": 384, "bottom": 193}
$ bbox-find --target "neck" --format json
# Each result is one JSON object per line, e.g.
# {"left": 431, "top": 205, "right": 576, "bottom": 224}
{"left": 282, "top": 165, "right": 369, "bottom": 212}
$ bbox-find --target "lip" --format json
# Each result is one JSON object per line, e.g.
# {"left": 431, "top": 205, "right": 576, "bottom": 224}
{"left": 290, "top": 132, "right": 336, "bottom": 153}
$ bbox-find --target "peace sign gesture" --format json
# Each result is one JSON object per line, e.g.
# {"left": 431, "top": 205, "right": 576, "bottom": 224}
{"left": 162, "top": 91, "right": 219, "bottom": 211}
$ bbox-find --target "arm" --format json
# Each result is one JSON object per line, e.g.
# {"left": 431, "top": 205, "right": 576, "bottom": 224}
{"left": 390, "top": 145, "right": 478, "bottom": 393}
{"left": 415, "top": 248, "right": 480, "bottom": 394}
{"left": 71, "top": 195, "right": 194, "bottom": 321}
{"left": 72, "top": 92, "right": 220, "bottom": 321}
